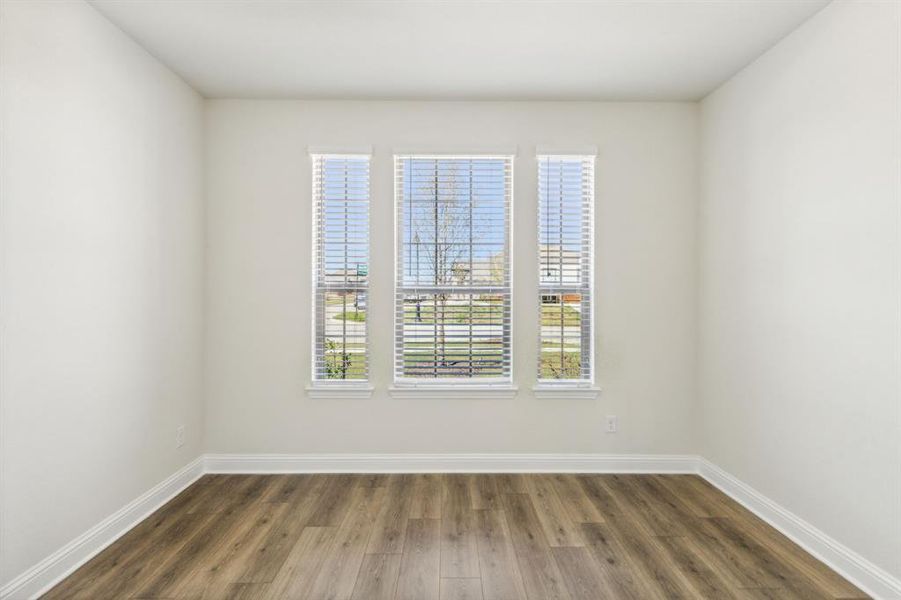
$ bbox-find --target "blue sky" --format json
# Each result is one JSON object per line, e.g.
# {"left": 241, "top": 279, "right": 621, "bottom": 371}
{"left": 320, "top": 156, "right": 588, "bottom": 286}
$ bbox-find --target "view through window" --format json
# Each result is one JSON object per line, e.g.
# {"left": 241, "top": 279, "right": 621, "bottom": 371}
{"left": 538, "top": 155, "right": 594, "bottom": 382}
{"left": 394, "top": 156, "right": 512, "bottom": 382}
{"left": 312, "top": 154, "right": 370, "bottom": 382}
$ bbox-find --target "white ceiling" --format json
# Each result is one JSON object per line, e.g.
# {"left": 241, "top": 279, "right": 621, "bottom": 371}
{"left": 88, "top": 0, "right": 829, "bottom": 101}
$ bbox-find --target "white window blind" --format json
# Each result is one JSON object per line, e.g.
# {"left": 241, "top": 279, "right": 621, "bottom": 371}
{"left": 394, "top": 156, "right": 513, "bottom": 383}
{"left": 312, "top": 154, "right": 370, "bottom": 382}
{"left": 538, "top": 155, "right": 594, "bottom": 383}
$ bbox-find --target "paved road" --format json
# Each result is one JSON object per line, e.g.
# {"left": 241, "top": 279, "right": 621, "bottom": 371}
{"left": 323, "top": 301, "right": 582, "bottom": 350}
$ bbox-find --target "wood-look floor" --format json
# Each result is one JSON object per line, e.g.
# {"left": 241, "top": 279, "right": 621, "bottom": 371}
{"left": 44, "top": 474, "right": 868, "bottom": 599}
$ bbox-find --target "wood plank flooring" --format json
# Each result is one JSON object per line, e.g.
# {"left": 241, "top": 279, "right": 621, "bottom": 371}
{"left": 43, "top": 474, "right": 869, "bottom": 599}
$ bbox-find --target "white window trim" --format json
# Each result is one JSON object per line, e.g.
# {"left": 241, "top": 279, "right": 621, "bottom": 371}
{"left": 307, "top": 146, "right": 373, "bottom": 157}
{"left": 534, "top": 145, "right": 598, "bottom": 157}
{"left": 393, "top": 154, "right": 515, "bottom": 387}
{"left": 306, "top": 383, "right": 375, "bottom": 400}
{"left": 531, "top": 383, "right": 600, "bottom": 400}
{"left": 389, "top": 385, "right": 518, "bottom": 400}
{"left": 393, "top": 146, "right": 518, "bottom": 157}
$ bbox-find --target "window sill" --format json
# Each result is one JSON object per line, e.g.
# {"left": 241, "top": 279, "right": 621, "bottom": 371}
{"left": 532, "top": 385, "right": 601, "bottom": 400}
{"left": 388, "top": 385, "right": 518, "bottom": 400}
{"left": 306, "top": 384, "right": 374, "bottom": 400}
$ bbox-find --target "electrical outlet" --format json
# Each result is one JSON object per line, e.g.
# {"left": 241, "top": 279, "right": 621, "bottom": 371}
{"left": 176, "top": 425, "right": 185, "bottom": 448}
{"left": 606, "top": 415, "right": 617, "bottom": 433}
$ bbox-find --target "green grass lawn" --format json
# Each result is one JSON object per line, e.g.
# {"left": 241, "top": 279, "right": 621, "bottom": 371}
{"left": 539, "top": 350, "right": 583, "bottom": 379}
{"left": 323, "top": 349, "right": 580, "bottom": 380}
{"left": 331, "top": 305, "right": 504, "bottom": 325}
{"left": 323, "top": 347, "right": 507, "bottom": 379}
{"left": 333, "top": 310, "right": 366, "bottom": 322}
{"left": 539, "top": 303, "right": 582, "bottom": 326}
{"left": 400, "top": 350, "right": 505, "bottom": 377}
{"left": 402, "top": 302, "right": 504, "bottom": 325}
{"left": 330, "top": 303, "right": 580, "bottom": 327}
{"left": 322, "top": 352, "right": 367, "bottom": 380}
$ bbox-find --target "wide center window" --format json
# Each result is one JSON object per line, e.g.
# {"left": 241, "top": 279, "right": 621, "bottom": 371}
{"left": 394, "top": 156, "right": 513, "bottom": 384}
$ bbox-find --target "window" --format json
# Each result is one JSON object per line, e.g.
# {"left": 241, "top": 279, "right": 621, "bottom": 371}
{"left": 311, "top": 154, "right": 370, "bottom": 383}
{"left": 394, "top": 155, "right": 513, "bottom": 384}
{"left": 537, "top": 155, "right": 594, "bottom": 383}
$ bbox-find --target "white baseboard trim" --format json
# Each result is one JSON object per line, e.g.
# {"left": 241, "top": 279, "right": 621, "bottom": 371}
{"left": 203, "top": 453, "right": 700, "bottom": 474}
{"left": 698, "top": 458, "right": 901, "bottom": 600}
{"left": 0, "top": 456, "right": 205, "bottom": 600}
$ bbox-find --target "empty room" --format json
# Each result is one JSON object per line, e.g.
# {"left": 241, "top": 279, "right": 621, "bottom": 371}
{"left": 1, "top": 0, "right": 899, "bottom": 598}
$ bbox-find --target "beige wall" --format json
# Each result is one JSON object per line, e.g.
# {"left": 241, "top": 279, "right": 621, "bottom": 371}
{"left": 204, "top": 100, "right": 699, "bottom": 455}
{"left": 699, "top": 0, "right": 901, "bottom": 580}
{"left": 0, "top": 0, "right": 205, "bottom": 585}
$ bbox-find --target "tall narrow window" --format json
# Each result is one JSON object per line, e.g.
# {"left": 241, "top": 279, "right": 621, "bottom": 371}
{"left": 312, "top": 154, "right": 370, "bottom": 383}
{"left": 538, "top": 155, "right": 594, "bottom": 383}
{"left": 395, "top": 155, "right": 513, "bottom": 384}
